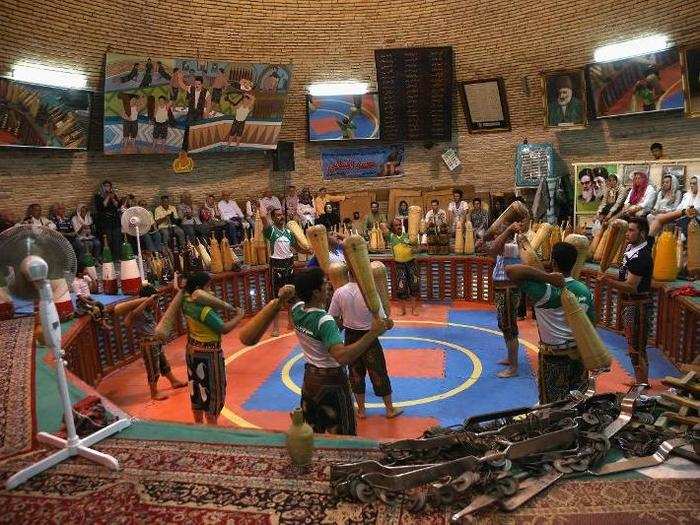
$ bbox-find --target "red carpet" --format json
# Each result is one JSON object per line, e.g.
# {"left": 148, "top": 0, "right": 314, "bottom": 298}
{"left": 0, "top": 318, "right": 35, "bottom": 460}
{"left": 1, "top": 438, "right": 698, "bottom": 524}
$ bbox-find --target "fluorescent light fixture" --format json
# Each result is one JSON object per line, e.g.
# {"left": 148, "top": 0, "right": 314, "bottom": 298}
{"left": 12, "top": 64, "right": 87, "bottom": 89}
{"left": 594, "top": 34, "right": 669, "bottom": 63}
{"left": 308, "top": 81, "right": 368, "bottom": 96}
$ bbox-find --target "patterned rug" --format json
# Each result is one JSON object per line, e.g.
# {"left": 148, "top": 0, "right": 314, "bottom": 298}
{"left": 0, "top": 317, "right": 35, "bottom": 459}
{"left": 1, "top": 438, "right": 698, "bottom": 524}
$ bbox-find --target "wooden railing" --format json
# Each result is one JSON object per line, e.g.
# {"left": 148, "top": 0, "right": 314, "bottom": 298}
{"left": 61, "top": 258, "right": 698, "bottom": 387}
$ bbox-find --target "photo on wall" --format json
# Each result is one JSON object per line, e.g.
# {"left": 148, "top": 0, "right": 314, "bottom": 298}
{"left": 574, "top": 164, "right": 618, "bottom": 215}
{"left": 586, "top": 47, "right": 684, "bottom": 118}
{"left": 306, "top": 93, "right": 380, "bottom": 142}
{"left": 542, "top": 69, "right": 587, "bottom": 129}
{"left": 103, "top": 53, "right": 292, "bottom": 154}
{"left": 0, "top": 77, "right": 90, "bottom": 150}
{"left": 681, "top": 45, "right": 700, "bottom": 117}
{"left": 661, "top": 164, "right": 686, "bottom": 189}
{"left": 458, "top": 78, "right": 511, "bottom": 133}
{"left": 621, "top": 163, "right": 651, "bottom": 188}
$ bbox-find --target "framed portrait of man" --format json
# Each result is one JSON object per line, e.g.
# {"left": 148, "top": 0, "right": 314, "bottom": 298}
{"left": 574, "top": 164, "right": 618, "bottom": 215}
{"left": 542, "top": 69, "right": 588, "bottom": 129}
{"left": 681, "top": 44, "right": 700, "bottom": 117}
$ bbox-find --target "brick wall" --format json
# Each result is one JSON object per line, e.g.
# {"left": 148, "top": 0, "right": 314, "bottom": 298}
{"left": 1, "top": 0, "right": 699, "bottom": 217}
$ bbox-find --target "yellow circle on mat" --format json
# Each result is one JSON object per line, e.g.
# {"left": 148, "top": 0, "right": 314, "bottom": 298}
{"left": 220, "top": 320, "right": 538, "bottom": 427}
{"left": 281, "top": 335, "right": 483, "bottom": 409}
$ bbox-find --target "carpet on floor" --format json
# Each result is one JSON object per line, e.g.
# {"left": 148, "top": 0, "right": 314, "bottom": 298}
{"left": 0, "top": 317, "right": 35, "bottom": 460}
{"left": 1, "top": 437, "right": 698, "bottom": 524}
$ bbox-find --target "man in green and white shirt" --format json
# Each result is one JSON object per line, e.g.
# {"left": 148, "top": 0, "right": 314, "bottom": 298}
{"left": 291, "top": 268, "right": 391, "bottom": 435}
{"left": 263, "top": 207, "right": 307, "bottom": 335}
{"left": 506, "top": 242, "right": 594, "bottom": 403}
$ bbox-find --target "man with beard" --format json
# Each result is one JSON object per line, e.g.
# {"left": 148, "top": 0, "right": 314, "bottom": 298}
{"left": 548, "top": 75, "right": 583, "bottom": 126}
{"left": 577, "top": 169, "right": 596, "bottom": 204}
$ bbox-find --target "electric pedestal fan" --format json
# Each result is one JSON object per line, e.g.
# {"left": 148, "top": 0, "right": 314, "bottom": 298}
{"left": 0, "top": 225, "right": 131, "bottom": 490}
{"left": 121, "top": 206, "right": 154, "bottom": 283}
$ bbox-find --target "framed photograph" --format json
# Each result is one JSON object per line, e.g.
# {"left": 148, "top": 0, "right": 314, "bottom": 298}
{"left": 574, "top": 163, "right": 618, "bottom": 215}
{"left": 542, "top": 69, "right": 588, "bottom": 129}
{"left": 306, "top": 92, "right": 380, "bottom": 142}
{"left": 459, "top": 78, "right": 510, "bottom": 132}
{"left": 0, "top": 76, "right": 91, "bottom": 150}
{"left": 586, "top": 47, "right": 684, "bottom": 118}
{"left": 661, "top": 164, "right": 686, "bottom": 189}
{"left": 621, "top": 164, "right": 650, "bottom": 188}
{"left": 681, "top": 44, "right": 700, "bottom": 117}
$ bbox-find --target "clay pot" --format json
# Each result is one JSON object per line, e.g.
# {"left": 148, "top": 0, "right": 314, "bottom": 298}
{"left": 286, "top": 408, "right": 314, "bottom": 467}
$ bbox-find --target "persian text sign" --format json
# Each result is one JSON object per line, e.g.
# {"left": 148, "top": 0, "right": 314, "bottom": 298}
{"left": 321, "top": 145, "right": 404, "bottom": 180}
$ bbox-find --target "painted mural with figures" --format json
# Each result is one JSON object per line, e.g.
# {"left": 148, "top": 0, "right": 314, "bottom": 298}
{"left": 103, "top": 53, "right": 292, "bottom": 154}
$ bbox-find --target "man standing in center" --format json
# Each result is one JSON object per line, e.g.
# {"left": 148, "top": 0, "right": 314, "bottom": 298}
{"left": 329, "top": 272, "right": 403, "bottom": 419}
{"left": 290, "top": 268, "right": 391, "bottom": 435}
{"left": 506, "top": 242, "right": 593, "bottom": 403}
{"left": 263, "top": 207, "right": 307, "bottom": 336}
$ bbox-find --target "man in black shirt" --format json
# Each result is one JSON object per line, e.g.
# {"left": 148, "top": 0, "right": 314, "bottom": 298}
{"left": 599, "top": 217, "right": 653, "bottom": 384}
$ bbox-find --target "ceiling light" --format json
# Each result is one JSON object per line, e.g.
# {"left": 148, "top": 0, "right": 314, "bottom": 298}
{"left": 594, "top": 34, "right": 669, "bottom": 63}
{"left": 12, "top": 64, "right": 88, "bottom": 89}
{"left": 308, "top": 81, "right": 368, "bottom": 96}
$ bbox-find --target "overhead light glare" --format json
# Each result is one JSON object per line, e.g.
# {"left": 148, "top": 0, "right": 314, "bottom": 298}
{"left": 594, "top": 34, "right": 669, "bottom": 63}
{"left": 308, "top": 81, "right": 368, "bottom": 96}
{"left": 12, "top": 64, "right": 87, "bottom": 89}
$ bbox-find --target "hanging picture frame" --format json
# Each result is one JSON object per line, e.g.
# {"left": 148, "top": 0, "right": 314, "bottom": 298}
{"left": 681, "top": 43, "right": 700, "bottom": 118}
{"left": 541, "top": 69, "right": 588, "bottom": 129}
{"left": 458, "top": 78, "right": 510, "bottom": 133}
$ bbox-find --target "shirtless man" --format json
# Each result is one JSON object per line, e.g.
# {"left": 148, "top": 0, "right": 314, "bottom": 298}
{"left": 226, "top": 78, "right": 256, "bottom": 147}
{"left": 211, "top": 68, "right": 229, "bottom": 112}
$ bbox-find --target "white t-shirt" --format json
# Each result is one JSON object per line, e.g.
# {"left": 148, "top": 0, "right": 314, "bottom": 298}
{"left": 448, "top": 201, "right": 469, "bottom": 221}
{"left": 328, "top": 282, "right": 384, "bottom": 330}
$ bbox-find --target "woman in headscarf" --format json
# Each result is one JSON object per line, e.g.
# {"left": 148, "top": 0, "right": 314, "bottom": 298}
{"left": 73, "top": 204, "right": 102, "bottom": 260}
{"left": 199, "top": 193, "right": 228, "bottom": 240}
{"left": 650, "top": 174, "right": 682, "bottom": 218}
{"left": 622, "top": 171, "right": 656, "bottom": 218}
{"left": 94, "top": 180, "right": 122, "bottom": 257}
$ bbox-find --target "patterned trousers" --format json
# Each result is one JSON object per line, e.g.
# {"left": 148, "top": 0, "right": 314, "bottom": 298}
{"left": 301, "top": 364, "right": 356, "bottom": 436}
{"left": 141, "top": 339, "right": 172, "bottom": 385}
{"left": 537, "top": 345, "right": 586, "bottom": 404}
{"left": 345, "top": 327, "right": 392, "bottom": 397}
{"left": 185, "top": 338, "right": 226, "bottom": 416}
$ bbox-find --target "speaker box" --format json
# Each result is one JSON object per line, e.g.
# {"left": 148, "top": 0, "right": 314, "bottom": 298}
{"left": 273, "top": 141, "right": 295, "bottom": 171}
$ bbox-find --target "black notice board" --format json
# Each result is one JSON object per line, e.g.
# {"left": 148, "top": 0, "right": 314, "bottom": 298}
{"left": 374, "top": 46, "right": 453, "bottom": 142}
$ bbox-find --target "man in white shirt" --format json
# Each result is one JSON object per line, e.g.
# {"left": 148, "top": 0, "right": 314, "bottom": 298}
{"left": 259, "top": 189, "right": 281, "bottom": 221}
{"left": 447, "top": 188, "right": 470, "bottom": 232}
{"left": 154, "top": 195, "right": 186, "bottom": 248}
{"left": 424, "top": 199, "right": 447, "bottom": 227}
{"left": 329, "top": 275, "right": 402, "bottom": 419}
{"left": 217, "top": 191, "right": 245, "bottom": 244}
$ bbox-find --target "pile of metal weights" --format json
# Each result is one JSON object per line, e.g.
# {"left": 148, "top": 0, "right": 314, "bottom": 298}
{"left": 331, "top": 382, "right": 699, "bottom": 522}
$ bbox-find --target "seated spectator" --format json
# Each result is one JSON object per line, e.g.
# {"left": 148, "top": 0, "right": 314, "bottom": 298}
{"left": 394, "top": 200, "right": 409, "bottom": 234}
{"left": 72, "top": 263, "right": 112, "bottom": 331}
{"left": 72, "top": 204, "right": 102, "bottom": 260}
{"left": 178, "top": 191, "right": 208, "bottom": 241}
{"left": 622, "top": 171, "right": 657, "bottom": 218}
{"left": 49, "top": 203, "right": 85, "bottom": 260}
{"left": 424, "top": 199, "right": 447, "bottom": 227}
{"left": 283, "top": 185, "right": 299, "bottom": 223}
{"left": 650, "top": 174, "right": 682, "bottom": 218}
{"left": 200, "top": 193, "right": 228, "bottom": 240}
{"left": 22, "top": 203, "right": 56, "bottom": 229}
{"left": 470, "top": 197, "right": 490, "bottom": 239}
{"left": 218, "top": 191, "right": 245, "bottom": 244}
{"left": 0, "top": 211, "right": 16, "bottom": 233}
{"left": 363, "top": 201, "right": 387, "bottom": 234}
{"left": 136, "top": 200, "right": 163, "bottom": 254}
{"left": 245, "top": 198, "right": 259, "bottom": 231}
{"left": 317, "top": 202, "right": 339, "bottom": 231}
{"left": 307, "top": 231, "right": 346, "bottom": 267}
{"left": 259, "top": 189, "right": 281, "bottom": 221}
{"left": 154, "top": 195, "right": 186, "bottom": 248}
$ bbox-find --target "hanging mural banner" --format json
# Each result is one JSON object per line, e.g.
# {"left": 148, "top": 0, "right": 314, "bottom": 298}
{"left": 103, "top": 53, "right": 292, "bottom": 155}
{"left": 321, "top": 145, "right": 405, "bottom": 180}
